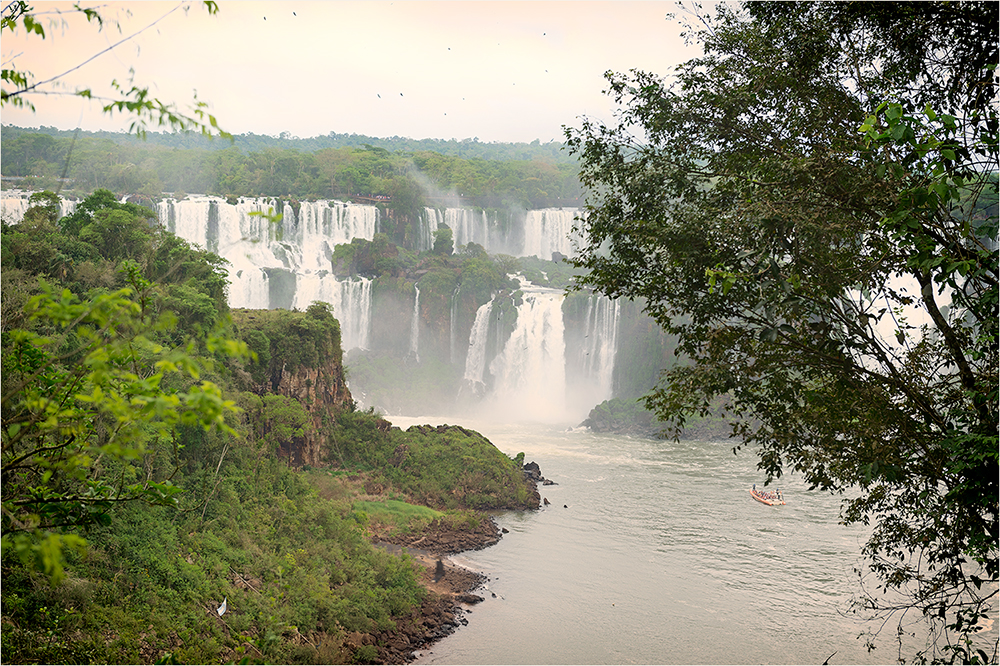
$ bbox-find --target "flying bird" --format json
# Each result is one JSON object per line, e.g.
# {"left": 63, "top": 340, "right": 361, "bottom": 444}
{"left": 217, "top": 597, "right": 228, "bottom": 616}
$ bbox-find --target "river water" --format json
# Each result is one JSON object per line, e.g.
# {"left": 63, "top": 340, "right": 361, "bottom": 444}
{"left": 387, "top": 416, "right": 908, "bottom": 665}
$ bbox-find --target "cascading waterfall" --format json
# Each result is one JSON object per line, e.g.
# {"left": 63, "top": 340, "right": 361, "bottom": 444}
{"left": 463, "top": 300, "right": 494, "bottom": 386}
{"left": 1, "top": 190, "right": 77, "bottom": 224}
{"left": 488, "top": 282, "right": 567, "bottom": 421}
{"left": 329, "top": 277, "right": 372, "bottom": 352}
{"left": 581, "top": 295, "right": 621, "bottom": 402}
{"left": 7, "top": 191, "right": 618, "bottom": 416}
{"left": 155, "top": 196, "right": 379, "bottom": 339}
{"left": 423, "top": 207, "right": 587, "bottom": 257}
{"left": 409, "top": 284, "right": 421, "bottom": 362}
{"left": 294, "top": 201, "right": 378, "bottom": 256}
{"left": 420, "top": 208, "right": 441, "bottom": 252}
{"left": 446, "top": 208, "right": 492, "bottom": 251}
{"left": 521, "top": 208, "right": 581, "bottom": 259}
{"left": 449, "top": 285, "right": 461, "bottom": 365}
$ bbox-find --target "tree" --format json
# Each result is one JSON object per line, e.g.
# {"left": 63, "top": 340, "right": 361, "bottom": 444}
{"left": 1, "top": 284, "right": 241, "bottom": 583}
{"left": 565, "top": 2, "right": 997, "bottom": 662}
{"left": 433, "top": 227, "right": 454, "bottom": 256}
{"left": 1, "top": 1, "right": 228, "bottom": 140}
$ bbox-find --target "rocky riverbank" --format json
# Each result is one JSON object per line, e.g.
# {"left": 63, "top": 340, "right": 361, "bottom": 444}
{"left": 369, "top": 461, "right": 545, "bottom": 663}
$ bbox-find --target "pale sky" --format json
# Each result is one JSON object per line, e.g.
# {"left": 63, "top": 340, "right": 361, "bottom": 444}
{"left": 2, "top": 1, "right": 703, "bottom": 143}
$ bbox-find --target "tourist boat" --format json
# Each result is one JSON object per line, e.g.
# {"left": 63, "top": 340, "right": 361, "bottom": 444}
{"left": 750, "top": 487, "right": 785, "bottom": 506}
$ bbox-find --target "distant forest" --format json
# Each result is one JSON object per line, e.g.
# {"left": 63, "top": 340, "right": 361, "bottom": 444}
{"left": 1, "top": 125, "right": 582, "bottom": 211}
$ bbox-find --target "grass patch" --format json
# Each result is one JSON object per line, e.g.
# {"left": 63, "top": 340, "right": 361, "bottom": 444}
{"left": 353, "top": 499, "right": 444, "bottom": 535}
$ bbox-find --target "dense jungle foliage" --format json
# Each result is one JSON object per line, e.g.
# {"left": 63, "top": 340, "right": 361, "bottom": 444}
{"left": 1, "top": 125, "right": 582, "bottom": 210}
{"left": 0, "top": 189, "right": 539, "bottom": 664}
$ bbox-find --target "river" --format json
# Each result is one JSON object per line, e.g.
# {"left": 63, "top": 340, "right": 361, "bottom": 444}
{"left": 387, "top": 416, "right": 907, "bottom": 665}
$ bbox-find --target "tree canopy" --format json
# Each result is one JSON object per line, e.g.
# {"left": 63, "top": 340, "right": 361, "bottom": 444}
{"left": 566, "top": 2, "right": 998, "bottom": 661}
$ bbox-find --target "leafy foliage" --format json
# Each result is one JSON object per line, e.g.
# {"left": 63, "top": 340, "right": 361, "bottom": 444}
{"left": 2, "top": 171, "right": 541, "bottom": 666}
{"left": 230, "top": 304, "right": 343, "bottom": 390}
{"left": 327, "top": 411, "right": 535, "bottom": 511}
{"left": 0, "top": 282, "right": 239, "bottom": 583}
{"left": 565, "top": 2, "right": 997, "bottom": 660}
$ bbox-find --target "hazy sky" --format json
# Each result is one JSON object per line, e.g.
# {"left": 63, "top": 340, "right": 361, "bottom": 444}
{"left": 2, "top": 1, "right": 703, "bottom": 143}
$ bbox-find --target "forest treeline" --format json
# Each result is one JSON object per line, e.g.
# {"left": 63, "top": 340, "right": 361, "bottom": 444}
{"left": 1, "top": 124, "right": 574, "bottom": 161}
{"left": 0, "top": 125, "right": 582, "bottom": 210}
{"left": 1, "top": 189, "right": 539, "bottom": 663}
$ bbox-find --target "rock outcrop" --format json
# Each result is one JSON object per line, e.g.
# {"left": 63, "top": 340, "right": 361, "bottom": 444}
{"left": 230, "top": 305, "right": 355, "bottom": 468}
{"left": 273, "top": 358, "right": 353, "bottom": 467}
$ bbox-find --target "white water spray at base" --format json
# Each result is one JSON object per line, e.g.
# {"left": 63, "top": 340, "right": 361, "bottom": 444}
{"left": 488, "top": 283, "right": 567, "bottom": 422}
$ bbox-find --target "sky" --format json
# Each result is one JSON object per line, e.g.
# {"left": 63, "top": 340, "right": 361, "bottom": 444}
{"left": 2, "top": 1, "right": 704, "bottom": 143}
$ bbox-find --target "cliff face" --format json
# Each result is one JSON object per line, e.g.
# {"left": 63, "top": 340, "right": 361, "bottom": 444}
{"left": 231, "top": 304, "right": 354, "bottom": 468}
{"left": 273, "top": 356, "right": 353, "bottom": 467}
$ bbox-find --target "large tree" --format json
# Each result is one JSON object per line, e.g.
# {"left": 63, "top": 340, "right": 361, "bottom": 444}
{"left": 566, "top": 2, "right": 997, "bottom": 662}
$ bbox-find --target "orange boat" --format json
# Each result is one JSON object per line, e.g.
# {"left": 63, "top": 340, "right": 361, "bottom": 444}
{"left": 750, "top": 487, "right": 785, "bottom": 506}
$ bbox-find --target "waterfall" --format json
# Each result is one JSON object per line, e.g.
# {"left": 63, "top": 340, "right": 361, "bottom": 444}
{"left": 425, "top": 206, "right": 582, "bottom": 258}
{"left": 409, "top": 284, "right": 421, "bottom": 362}
{"left": 293, "top": 201, "right": 378, "bottom": 270}
{"left": 582, "top": 295, "right": 621, "bottom": 402}
{"left": 1, "top": 190, "right": 77, "bottom": 224}
{"left": 488, "top": 282, "right": 567, "bottom": 421}
{"left": 446, "top": 208, "right": 490, "bottom": 250}
{"left": 521, "top": 208, "right": 581, "bottom": 259}
{"left": 449, "top": 284, "right": 461, "bottom": 364}
{"left": 154, "top": 196, "right": 380, "bottom": 312}
{"left": 463, "top": 299, "right": 494, "bottom": 385}
{"left": 435, "top": 207, "right": 521, "bottom": 255}
{"left": 329, "top": 277, "right": 372, "bottom": 352}
{"left": 420, "top": 208, "right": 442, "bottom": 252}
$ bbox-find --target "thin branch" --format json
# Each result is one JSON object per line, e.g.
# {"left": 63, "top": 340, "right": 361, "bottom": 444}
{"left": 5, "top": 2, "right": 184, "bottom": 100}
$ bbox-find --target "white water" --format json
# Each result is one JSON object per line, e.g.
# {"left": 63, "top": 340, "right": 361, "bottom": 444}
{"left": 328, "top": 277, "right": 372, "bottom": 352}
{"left": 1, "top": 189, "right": 77, "bottom": 223}
{"left": 521, "top": 208, "right": 581, "bottom": 259}
{"left": 463, "top": 300, "right": 494, "bottom": 385}
{"left": 155, "top": 196, "right": 379, "bottom": 339}
{"left": 410, "top": 284, "right": 421, "bottom": 362}
{"left": 488, "top": 283, "right": 568, "bottom": 422}
{"left": 581, "top": 295, "right": 621, "bottom": 402}
{"left": 421, "top": 206, "right": 581, "bottom": 258}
